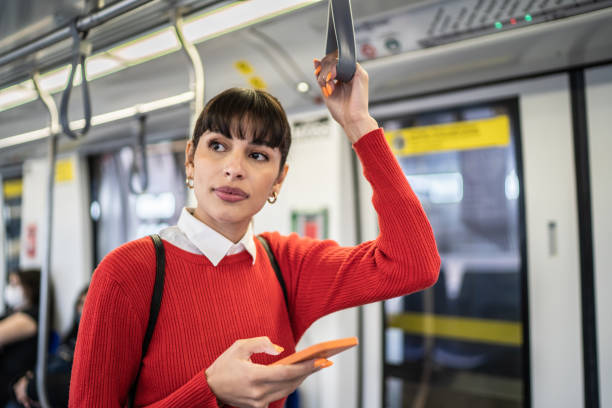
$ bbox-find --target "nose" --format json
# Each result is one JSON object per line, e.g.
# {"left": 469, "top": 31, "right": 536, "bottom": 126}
{"left": 224, "top": 150, "right": 245, "bottom": 180}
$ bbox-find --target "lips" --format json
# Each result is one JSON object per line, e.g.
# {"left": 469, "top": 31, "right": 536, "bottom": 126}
{"left": 214, "top": 186, "right": 249, "bottom": 203}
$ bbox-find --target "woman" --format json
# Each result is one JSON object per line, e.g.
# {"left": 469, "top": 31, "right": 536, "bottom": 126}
{"left": 0, "top": 270, "right": 40, "bottom": 406}
{"left": 11, "top": 287, "right": 88, "bottom": 408}
{"left": 69, "top": 56, "right": 440, "bottom": 408}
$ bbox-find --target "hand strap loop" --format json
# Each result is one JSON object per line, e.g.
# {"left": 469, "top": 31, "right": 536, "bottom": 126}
{"left": 59, "top": 19, "right": 92, "bottom": 140}
{"left": 325, "top": 0, "right": 357, "bottom": 82}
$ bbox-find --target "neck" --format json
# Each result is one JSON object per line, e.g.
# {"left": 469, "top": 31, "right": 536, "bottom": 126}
{"left": 191, "top": 208, "right": 250, "bottom": 243}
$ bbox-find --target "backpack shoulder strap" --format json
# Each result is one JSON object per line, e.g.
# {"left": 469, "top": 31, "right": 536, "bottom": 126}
{"left": 128, "top": 233, "right": 165, "bottom": 407}
{"left": 256, "top": 235, "right": 289, "bottom": 312}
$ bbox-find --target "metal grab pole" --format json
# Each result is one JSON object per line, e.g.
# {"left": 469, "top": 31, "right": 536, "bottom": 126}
{"left": 0, "top": 0, "right": 155, "bottom": 69}
{"left": 32, "top": 72, "right": 60, "bottom": 408}
{"left": 173, "top": 10, "right": 205, "bottom": 138}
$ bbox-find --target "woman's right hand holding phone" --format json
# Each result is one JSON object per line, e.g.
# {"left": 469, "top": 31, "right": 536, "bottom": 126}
{"left": 205, "top": 336, "right": 331, "bottom": 408}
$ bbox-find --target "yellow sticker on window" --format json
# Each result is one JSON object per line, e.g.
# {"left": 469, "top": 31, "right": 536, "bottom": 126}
{"left": 385, "top": 115, "right": 511, "bottom": 156}
{"left": 55, "top": 159, "right": 74, "bottom": 182}
{"left": 249, "top": 76, "right": 267, "bottom": 90}
{"left": 3, "top": 179, "right": 22, "bottom": 198}
{"left": 234, "top": 60, "right": 254, "bottom": 75}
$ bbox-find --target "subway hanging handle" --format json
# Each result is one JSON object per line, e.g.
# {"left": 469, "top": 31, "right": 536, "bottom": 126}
{"left": 325, "top": 0, "right": 356, "bottom": 82}
{"left": 59, "top": 19, "right": 92, "bottom": 140}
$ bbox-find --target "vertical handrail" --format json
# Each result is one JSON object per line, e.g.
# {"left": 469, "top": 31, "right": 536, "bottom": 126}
{"left": 173, "top": 10, "right": 205, "bottom": 138}
{"left": 32, "top": 72, "right": 60, "bottom": 408}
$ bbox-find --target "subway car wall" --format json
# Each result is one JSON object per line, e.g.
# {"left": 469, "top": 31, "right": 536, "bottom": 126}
{"left": 1, "top": 1, "right": 612, "bottom": 408}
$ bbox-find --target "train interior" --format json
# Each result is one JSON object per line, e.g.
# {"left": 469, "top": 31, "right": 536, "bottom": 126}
{"left": 0, "top": 0, "right": 611, "bottom": 407}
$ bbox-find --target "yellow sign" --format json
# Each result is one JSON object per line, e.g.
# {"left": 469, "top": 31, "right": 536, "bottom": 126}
{"left": 249, "top": 76, "right": 267, "bottom": 90}
{"left": 385, "top": 115, "right": 511, "bottom": 156}
{"left": 3, "top": 179, "right": 22, "bottom": 198}
{"left": 388, "top": 312, "right": 522, "bottom": 346}
{"left": 55, "top": 159, "right": 74, "bottom": 182}
{"left": 234, "top": 60, "right": 254, "bottom": 75}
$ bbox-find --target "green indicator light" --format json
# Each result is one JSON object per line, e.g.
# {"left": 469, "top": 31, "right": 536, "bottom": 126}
{"left": 525, "top": 14, "right": 532, "bottom": 22}
{"left": 495, "top": 22, "right": 503, "bottom": 29}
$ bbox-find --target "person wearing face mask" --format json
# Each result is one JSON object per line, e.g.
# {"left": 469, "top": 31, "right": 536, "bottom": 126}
{"left": 9, "top": 286, "right": 88, "bottom": 408}
{"left": 0, "top": 270, "right": 41, "bottom": 406}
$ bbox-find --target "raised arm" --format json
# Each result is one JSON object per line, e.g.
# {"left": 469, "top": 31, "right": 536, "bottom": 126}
{"left": 267, "top": 56, "right": 440, "bottom": 339}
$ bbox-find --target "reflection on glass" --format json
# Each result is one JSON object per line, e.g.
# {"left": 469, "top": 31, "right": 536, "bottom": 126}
{"left": 90, "top": 141, "right": 187, "bottom": 263}
{"left": 381, "top": 100, "right": 526, "bottom": 408}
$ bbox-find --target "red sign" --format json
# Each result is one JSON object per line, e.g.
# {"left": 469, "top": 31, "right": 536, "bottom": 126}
{"left": 26, "top": 224, "right": 37, "bottom": 259}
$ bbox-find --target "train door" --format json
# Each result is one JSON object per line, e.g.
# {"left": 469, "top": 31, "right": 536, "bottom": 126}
{"left": 359, "top": 74, "right": 584, "bottom": 408}
{"left": 585, "top": 64, "right": 612, "bottom": 408}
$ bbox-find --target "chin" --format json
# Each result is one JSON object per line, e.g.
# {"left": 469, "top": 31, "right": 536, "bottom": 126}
{"left": 212, "top": 208, "right": 255, "bottom": 225}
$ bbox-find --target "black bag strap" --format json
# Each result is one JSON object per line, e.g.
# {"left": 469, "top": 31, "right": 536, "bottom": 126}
{"left": 256, "top": 235, "right": 289, "bottom": 312}
{"left": 128, "top": 234, "right": 165, "bottom": 408}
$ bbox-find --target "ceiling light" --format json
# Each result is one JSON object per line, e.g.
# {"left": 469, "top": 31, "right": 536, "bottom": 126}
{"left": 86, "top": 55, "right": 123, "bottom": 79}
{"left": 183, "top": 0, "right": 323, "bottom": 43}
{"left": 39, "top": 65, "right": 83, "bottom": 93}
{"left": 111, "top": 27, "right": 180, "bottom": 62}
{"left": 0, "top": 83, "right": 38, "bottom": 112}
{"left": 0, "top": 91, "right": 195, "bottom": 150}
{"left": 296, "top": 81, "right": 310, "bottom": 93}
{"left": 0, "top": 0, "right": 322, "bottom": 113}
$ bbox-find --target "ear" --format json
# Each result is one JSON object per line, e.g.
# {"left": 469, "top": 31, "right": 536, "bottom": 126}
{"left": 272, "top": 164, "right": 289, "bottom": 194}
{"left": 185, "top": 140, "right": 195, "bottom": 178}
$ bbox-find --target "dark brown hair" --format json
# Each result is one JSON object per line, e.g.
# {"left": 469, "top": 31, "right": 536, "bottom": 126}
{"left": 14, "top": 269, "right": 41, "bottom": 307}
{"left": 191, "top": 88, "right": 292, "bottom": 172}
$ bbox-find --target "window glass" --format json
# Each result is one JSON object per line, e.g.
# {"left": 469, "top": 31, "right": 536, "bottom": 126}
{"left": 381, "top": 100, "right": 527, "bottom": 407}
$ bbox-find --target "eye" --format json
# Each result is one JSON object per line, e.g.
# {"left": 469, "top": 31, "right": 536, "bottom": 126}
{"left": 250, "top": 152, "right": 269, "bottom": 161}
{"left": 209, "top": 140, "right": 227, "bottom": 152}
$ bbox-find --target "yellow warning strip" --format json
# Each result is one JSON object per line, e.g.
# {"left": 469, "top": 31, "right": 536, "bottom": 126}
{"left": 3, "top": 179, "right": 22, "bottom": 198}
{"left": 387, "top": 312, "right": 522, "bottom": 346}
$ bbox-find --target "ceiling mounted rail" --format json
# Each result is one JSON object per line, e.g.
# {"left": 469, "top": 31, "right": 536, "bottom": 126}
{"left": 0, "top": 0, "right": 155, "bottom": 69}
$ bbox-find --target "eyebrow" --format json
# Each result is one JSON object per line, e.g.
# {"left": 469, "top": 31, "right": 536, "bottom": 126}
{"left": 211, "top": 132, "right": 276, "bottom": 151}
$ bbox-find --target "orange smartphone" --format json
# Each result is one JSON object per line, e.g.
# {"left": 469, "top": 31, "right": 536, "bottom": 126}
{"left": 271, "top": 337, "right": 358, "bottom": 366}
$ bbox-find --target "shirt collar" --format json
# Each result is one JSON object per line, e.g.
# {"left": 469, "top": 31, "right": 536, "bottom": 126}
{"left": 177, "top": 208, "right": 256, "bottom": 266}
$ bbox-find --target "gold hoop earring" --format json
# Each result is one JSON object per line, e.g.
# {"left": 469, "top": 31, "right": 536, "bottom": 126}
{"left": 185, "top": 177, "right": 194, "bottom": 189}
{"left": 267, "top": 191, "right": 278, "bottom": 204}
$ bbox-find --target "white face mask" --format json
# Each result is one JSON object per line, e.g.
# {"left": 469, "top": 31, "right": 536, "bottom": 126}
{"left": 4, "top": 284, "right": 26, "bottom": 310}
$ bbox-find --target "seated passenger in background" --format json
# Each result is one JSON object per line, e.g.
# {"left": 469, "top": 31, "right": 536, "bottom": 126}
{"left": 9, "top": 286, "right": 88, "bottom": 408}
{"left": 0, "top": 270, "right": 40, "bottom": 406}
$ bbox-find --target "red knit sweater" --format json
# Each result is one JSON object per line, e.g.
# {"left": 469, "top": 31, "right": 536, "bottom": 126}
{"left": 69, "top": 128, "right": 440, "bottom": 407}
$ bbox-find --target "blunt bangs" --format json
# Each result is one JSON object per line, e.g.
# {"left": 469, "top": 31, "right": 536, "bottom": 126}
{"left": 192, "top": 88, "right": 291, "bottom": 169}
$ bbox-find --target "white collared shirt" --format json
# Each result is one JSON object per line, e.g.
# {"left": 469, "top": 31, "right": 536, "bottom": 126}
{"left": 158, "top": 208, "right": 257, "bottom": 266}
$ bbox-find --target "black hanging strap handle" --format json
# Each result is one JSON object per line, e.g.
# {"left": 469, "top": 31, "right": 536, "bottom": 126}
{"left": 129, "top": 115, "right": 150, "bottom": 194}
{"left": 128, "top": 234, "right": 165, "bottom": 408}
{"left": 59, "top": 19, "right": 92, "bottom": 140}
{"left": 325, "top": 0, "right": 357, "bottom": 82}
